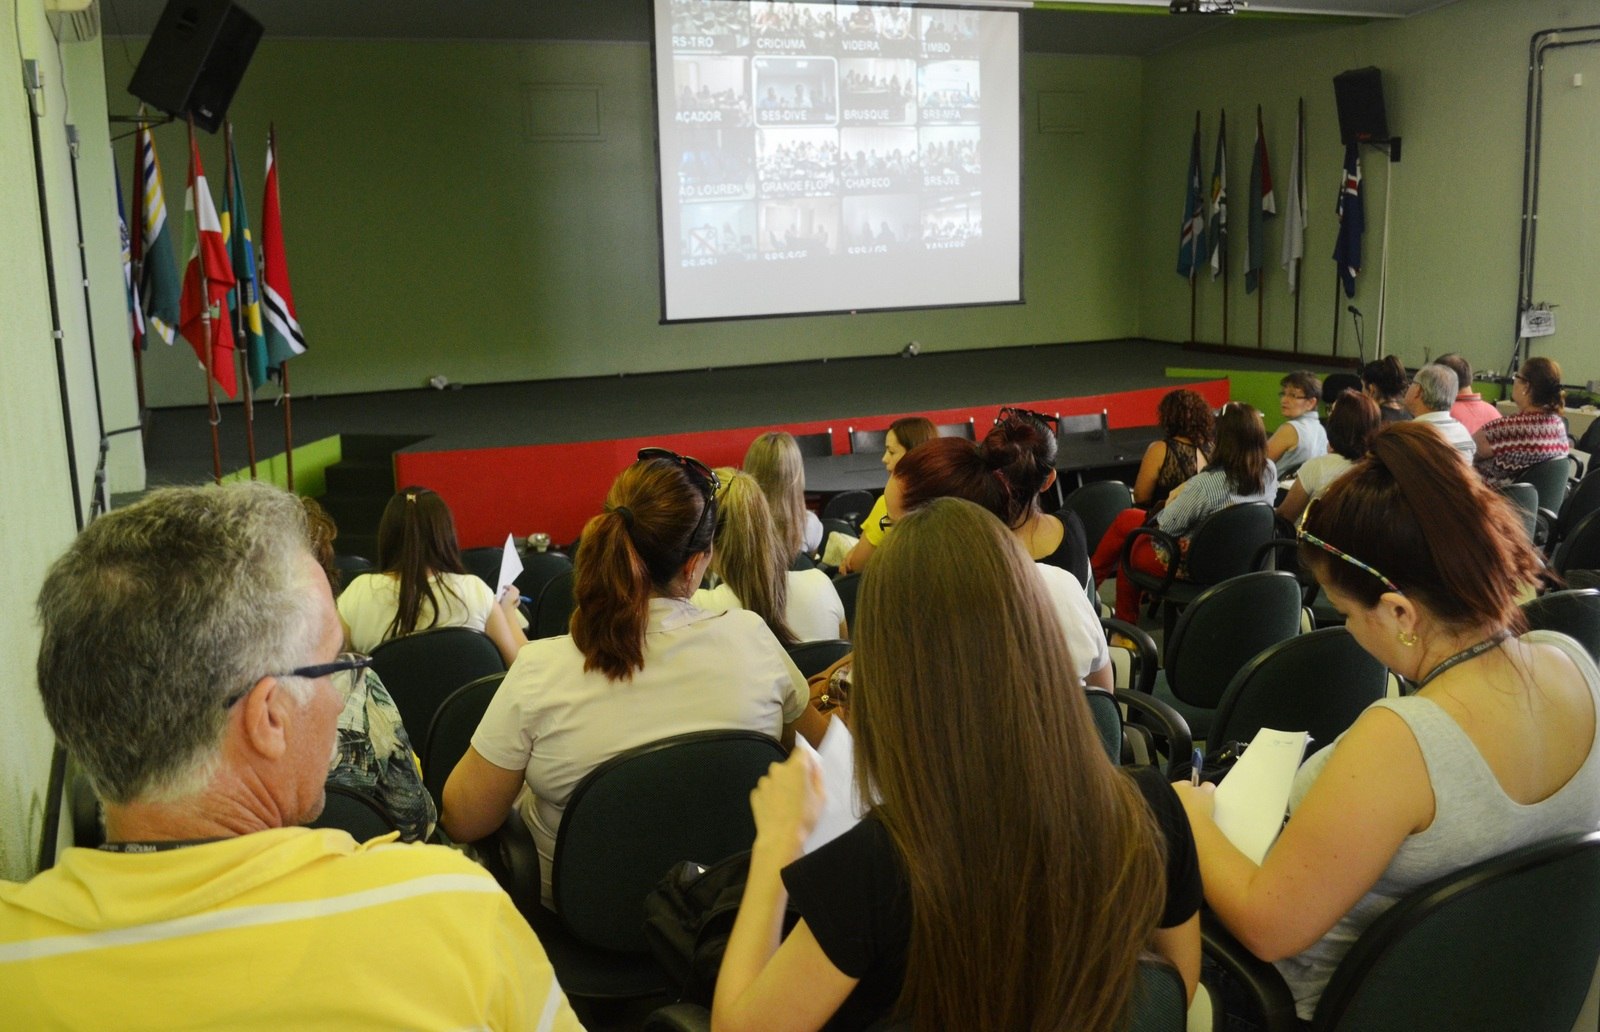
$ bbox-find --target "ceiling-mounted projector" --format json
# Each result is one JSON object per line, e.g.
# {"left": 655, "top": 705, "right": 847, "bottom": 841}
{"left": 1170, "top": 0, "right": 1241, "bottom": 13}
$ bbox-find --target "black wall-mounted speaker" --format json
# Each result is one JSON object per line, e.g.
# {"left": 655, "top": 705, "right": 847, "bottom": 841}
{"left": 128, "top": 0, "right": 262, "bottom": 134}
{"left": 1333, "top": 66, "right": 1390, "bottom": 145}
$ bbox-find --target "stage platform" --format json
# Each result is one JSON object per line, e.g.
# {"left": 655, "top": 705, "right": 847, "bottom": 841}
{"left": 139, "top": 338, "right": 1312, "bottom": 545}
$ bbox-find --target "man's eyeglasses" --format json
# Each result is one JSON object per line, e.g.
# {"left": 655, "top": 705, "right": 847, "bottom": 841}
{"left": 1296, "top": 509, "right": 1402, "bottom": 595}
{"left": 638, "top": 447, "right": 720, "bottom": 546}
{"left": 996, "top": 406, "right": 1059, "bottom": 430}
{"left": 224, "top": 652, "right": 373, "bottom": 709}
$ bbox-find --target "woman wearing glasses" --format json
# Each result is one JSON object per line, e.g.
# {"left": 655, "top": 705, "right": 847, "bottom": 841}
{"left": 440, "top": 450, "right": 820, "bottom": 907}
{"left": 839, "top": 416, "right": 937, "bottom": 575}
{"left": 1175, "top": 422, "right": 1600, "bottom": 1023}
{"left": 1472, "top": 356, "right": 1570, "bottom": 489}
{"left": 713, "top": 499, "right": 1201, "bottom": 1032}
{"left": 693, "top": 468, "right": 848, "bottom": 642}
{"left": 336, "top": 486, "right": 526, "bottom": 667}
{"left": 1266, "top": 370, "right": 1327, "bottom": 477}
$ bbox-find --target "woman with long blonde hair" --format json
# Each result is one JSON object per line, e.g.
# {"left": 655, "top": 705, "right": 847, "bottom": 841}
{"left": 714, "top": 498, "right": 1201, "bottom": 1032}
{"left": 744, "top": 432, "right": 822, "bottom": 561}
{"left": 694, "top": 469, "right": 847, "bottom": 643}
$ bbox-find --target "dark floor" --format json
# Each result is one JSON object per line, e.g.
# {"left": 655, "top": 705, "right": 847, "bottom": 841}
{"left": 137, "top": 338, "right": 1316, "bottom": 488}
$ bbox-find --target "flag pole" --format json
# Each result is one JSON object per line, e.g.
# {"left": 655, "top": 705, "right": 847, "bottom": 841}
{"left": 189, "top": 116, "right": 224, "bottom": 485}
{"left": 1190, "top": 111, "right": 1199, "bottom": 346}
{"left": 1291, "top": 99, "right": 1304, "bottom": 353}
{"left": 1256, "top": 105, "right": 1265, "bottom": 350}
{"left": 1219, "top": 110, "right": 1228, "bottom": 347}
{"left": 270, "top": 124, "right": 298, "bottom": 494}
{"left": 130, "top": 121, "right": 149, "bottom": 437}
{"left": 224, "top": 120, "right": 258, "bottom": 479}
{"left": 1331, "top": 266, "right": 1342, "bottom": 358}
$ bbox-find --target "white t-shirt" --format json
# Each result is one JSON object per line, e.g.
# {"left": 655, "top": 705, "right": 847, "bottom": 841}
{"left": 693, "top": 569, "right": 847, "bottom": 643}
{"left": 803, "top": 510, "right": 824, "bottom": 555}
{"left": 1034, "top": 562, "right": 1111, "bottom": 686}
{"left": 337, "top": 571, "right": 495, "bottom": 653}
{"left": 1293, "top": 453, "right": 1355, "bottom": 502}
{"left": 471, "top": 596, "right": 808, "bottom": 907}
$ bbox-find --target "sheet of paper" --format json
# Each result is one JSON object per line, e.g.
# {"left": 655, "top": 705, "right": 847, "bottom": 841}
{"left": 1211, "top": 727, "right": 1310, "bottom": 864}
{"left": 793, "top": 716, "right": 865, "bottom": 854}
{"left": 496, "top": 534, "right": 523, "bottom": 597}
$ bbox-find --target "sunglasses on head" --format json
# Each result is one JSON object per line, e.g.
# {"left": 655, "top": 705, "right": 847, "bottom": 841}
{"left": 637, "top": 447, "right": 720, "bottom": 546}
{"left": 1295, "top": 505, "right": 1403, "bottom": 596}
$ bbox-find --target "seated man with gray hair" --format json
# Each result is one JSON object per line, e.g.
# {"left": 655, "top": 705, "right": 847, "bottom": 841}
{"left": 0, "top": 483, "right": 583, "bottom": 1030}
{"left": 1404, "top": 363, "right": 1477, "bottom": 461}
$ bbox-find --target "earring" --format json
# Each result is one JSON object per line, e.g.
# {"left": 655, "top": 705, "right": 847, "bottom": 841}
{"left": 1398, "top": 630, "right": 1420, "bottom": 647}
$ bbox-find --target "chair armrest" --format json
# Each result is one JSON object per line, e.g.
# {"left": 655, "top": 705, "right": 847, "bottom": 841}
{"left": 484, "top": 813, "right": 541, "bottom": 916}
{"left": 1536, "top": 507, "right": 1558, "bottom": 550}
{"left": 1101, "top": 616, "right": 1159, "bottom": 695}
{"left": 1201, "top": 916, "right": 1302, "bottom": 1032}
{"left": 1114, "top": 688, "right": 1192, "bottom": 780}
{"left": 644, "top": 1003, "right": 712, "bottom": 1032}
{"left": 1120, "top": 525, "right": 1182, "bottom": 598}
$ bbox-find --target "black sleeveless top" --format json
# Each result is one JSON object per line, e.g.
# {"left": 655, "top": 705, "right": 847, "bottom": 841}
{"left": 1152, "top": 437, "right": 1203, "bottom": 507}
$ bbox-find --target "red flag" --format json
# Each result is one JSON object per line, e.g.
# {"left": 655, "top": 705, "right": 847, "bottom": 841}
{"left": 179, "top": 132, "right": 238, "bottom": 398}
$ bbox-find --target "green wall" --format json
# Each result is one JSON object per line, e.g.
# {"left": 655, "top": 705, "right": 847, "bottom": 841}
{"left": 1139, "top": 0, "right": 1594, "bottom": 383}
{"left": 105, "top": 42, "right": 1145, "bottom": 408}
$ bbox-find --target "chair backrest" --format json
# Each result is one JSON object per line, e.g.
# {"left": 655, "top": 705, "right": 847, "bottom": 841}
{"left": 514, "top": 549, "right": 574, "bottom": 606}
{"left": 833, "top": 572, "right": 861, "bottom": 629}
{"left": 1521, "top": 589, "right": 1600, "bottom": 662}
{"left": 332, "top": 554, "right": 374, "bottom": 596}
{"left": 1519, "top": 453, "right": 1571, "bottom": 515}
{"left": 1165, "top": 571, "right": 1303, "bottom": 711}
{"left": 785, "top": 638, "right": 852, "bottom": 679}
{"left": 1058, "top": 410, "right": 1109, "bottom": 440}
{"left": 1315, "top": 831, "right": 1600, "bottom": 1032}
{"left": 1497, "top": 483, "right": 1539, "bottom": 541}
{"left": 792, "top": 431, "right": 833, "bottom": 457}
{"left": 936, "top": 419, "right": 975, "bottom": 440}
{"left": 1555, "top": 467, "right": 1600, "bottom": 541}
{"left": 1127, "top": 956, "right": 1188, "bottom": 1032}
{"left": 1551, "top": 508, "right": 1600, "bottom": 576}
{"left": 821, "top": 489, "right": 876, "bottom": 528}
{"left": 421, "top": 672, "right": 506, "bottom": 804}
{"left": 309, "top": 784, "right": 402, "bottom": 841}
{"left": 1321, "top": 372, "right": 1363, "bottom": 400}
{"left": 459, "top": 546, "right": 505, "bottom": 590}
{"left": 849, "top": 427, "right": 887, "bottom": 455}
{"left": 1084, "top": 688, "right": 1122, "bottom": 764}
{"left": 1060, "top": 480, "right": 1134, "bottom": 555}
{"left": 369, "top": 627, "right": 507, "bottom": 746}
{"left": 533, "top": 568, "right": 577, "bottom": 638}
{"left": 818, "top": 517, "right": 858, "bottom": 555}
{"left": 1208, "top": 626, "right": 1387, "bottom": 748}
{"left": 1183, "top": 503, "right": 1277, "bottom": 586}
{"left": 552, "top": 730, "right": 787, "bottom": 953}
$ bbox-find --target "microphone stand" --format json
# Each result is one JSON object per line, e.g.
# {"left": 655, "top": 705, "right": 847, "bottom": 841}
{"left": 1348, "top": 305, "right": 1366, "bottom": 368}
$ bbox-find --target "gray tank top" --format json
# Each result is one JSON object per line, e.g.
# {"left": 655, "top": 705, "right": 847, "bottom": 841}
{"left": 1276, "top": 412, "right": 1327, "bottom": 477}
{"left": 1274, "top": 630, "right": 1600, "bottom": 1020}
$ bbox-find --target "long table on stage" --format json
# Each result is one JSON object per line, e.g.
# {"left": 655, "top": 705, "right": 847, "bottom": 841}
{"left": 804, "top": 426, "right": 1162, "bottom": 495}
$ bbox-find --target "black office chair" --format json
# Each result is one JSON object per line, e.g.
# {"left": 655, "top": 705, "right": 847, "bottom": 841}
{"left": 514, "top": 550, "right": 574, "bottom": 612}
{"left": 1060, "top": 480, "right": 1134, "bottom": 560}
{"left": 821, "top": 489, "right": 875, "bottom": 531}
{"left": 332, "top": 554, "right": 375, "bottom": 596}
{"left": 1551, "top": 508, "right": 1600, "bottom": 577}
{"left": 533, "top": 569, "right": 576, "bottom": 638}
{"left": 817, "top": 517, "right": 858, "bottom": 558}
{"left": 1551, "top": 467, "right": 1600, "bottom": 549}
{"left": 515, "top": 730, "right": 787, "bottom": 1000}
{"left": 1207, "top": 627, "right": 1387, "bottom": 751}
{"left": 936, "top": 418, "right": 976, "bottom": 440}
{"left": 1057, "top": 410, "right": 1109, "bottom": 441}
{"left": 643, "top": 955, "right": 1189, "bottom": 1032}
{"left": 1203, "top": 830, "right": 1600, "bottom": 1032}
{"left": 420, "top": 672, "right": 505, "bottom": 806}
{"left": 369, "top": 628, "right": 507, "bottom": 751}
{"left": 1521, "top": 589, "right": 1600, "bottom": 661}
{"left": 459, "top": 546, "right": 505, "bottom": 590}
{"left": 1517, "top": 453, "right": 1572, "bottom": 527}
{"left": 1100, "top": 618, "right": 1194, "bottom": 777}
{"left": 792, "top": 430, "right": 833, "bottom": 457}
{"left": 1251, "top": 534, "right": 1342, "bottom": 629}
{"left": 1497, "top": 482, "right": 1540, "bottom": 543}
{"left": 1121, "top": 503, "right": 1277, "bottom": 640}
{"left": 1146, "top": 571, "right": 1304, "bottom": 742}
{"left": 785, "top": 638, "right": 852, "bottom": 679}
{"left": 309, "top": 784, "right": 402, "bottom": 841}
{"left": 832, "top": 572, "right": 861, "bottom": 630}
{"left": 848, "top": 426, "right": 887, "bottom": 455}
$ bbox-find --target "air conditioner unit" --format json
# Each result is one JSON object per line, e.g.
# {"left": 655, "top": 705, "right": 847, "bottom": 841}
{"left": 46, "top": 0, "right": 100, "bottom": 42}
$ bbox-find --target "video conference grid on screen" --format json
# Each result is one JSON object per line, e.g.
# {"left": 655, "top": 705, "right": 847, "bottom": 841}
{"left": 655, "top": 0, "right": 1021, "bottom": 322}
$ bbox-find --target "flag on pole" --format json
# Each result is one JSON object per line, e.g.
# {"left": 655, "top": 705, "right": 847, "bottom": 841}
{"left": 1332, "top": 142, "right": 1364, "bottom": 299}
{"left": 1208, "top": 111, "right": 1228, "bottom": 280}
{"left": 1177, "top": 119, "right": 1207, "bottom": 279}
{"left": 222, "top": 130, "right": 269, "bottom": 389}
{"left": 136, "top": 122, "right": 181, "bottom": 345}
{"left": 179, "top": 133, "right": 239, "bottom": 398}
{"left": 1280, "top": 101, "right": 1306, "bottom": 294}
{"left": 1245, "top": 107, "right": 1276, "bottom": 294}
{"left": 261, "top": 130, "right": 307, "bottom": 377}
{"left": 115, "top": 163, "right": 144, "bottom": 344}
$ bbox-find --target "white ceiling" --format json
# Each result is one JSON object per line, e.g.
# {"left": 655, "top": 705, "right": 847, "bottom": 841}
{"left": 100, "top": 0, "right": 1456, "bottom": 58}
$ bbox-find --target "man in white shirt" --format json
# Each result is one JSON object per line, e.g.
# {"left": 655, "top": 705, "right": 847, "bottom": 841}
{"left": 1405, "top": 364, "right": 1477, "bottom": 461}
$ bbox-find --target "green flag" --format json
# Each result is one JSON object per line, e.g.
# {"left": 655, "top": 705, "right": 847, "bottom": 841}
{"left": 136, "top": 122, "right": 181, "bottom": 344}
{"left": 223, "top": 131, "right": 269, "bottom": 388}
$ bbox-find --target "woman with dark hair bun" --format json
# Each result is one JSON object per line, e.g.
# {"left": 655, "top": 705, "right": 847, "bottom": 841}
{"left": 714, "top": 498, "right": 1201, "bottom": 1032}
{"left": 980, "top": 406, "right": 1089, "bottom": 580}
{"left": 440, "top": 450, "right": 820, "bottom": 908}
{"left": 1276, "top": 390, "right": 1381, "bottom": 523}
{"left": 1473, "top": 356, "right": 1570, "bottom": 488}
{"left": 1134, "top": 389, "right": 1215, "bottom": 508}
{"left": 1177, "top": 422, "right": 1600, "bottom": 1023}
{"left": 1360, "top": 355, "right": 1412, "bottom": 424}
{"left": 337, "top": 486, "right": 526, "bottom": 666}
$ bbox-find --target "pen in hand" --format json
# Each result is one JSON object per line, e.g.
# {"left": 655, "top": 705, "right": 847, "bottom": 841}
{"left": 1191, "top": 747, "right": 1204, "bottom": 787}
